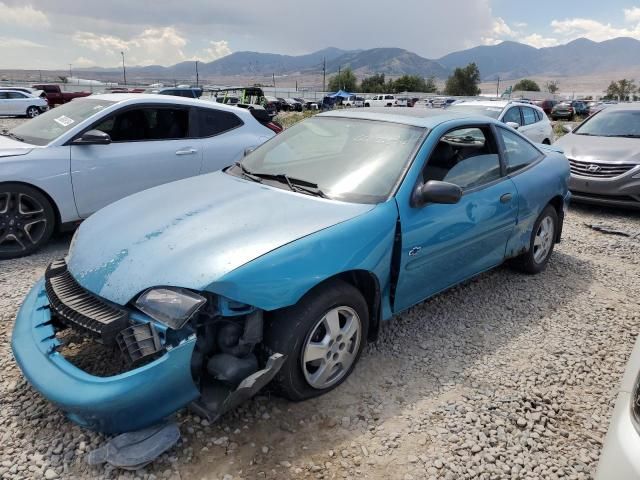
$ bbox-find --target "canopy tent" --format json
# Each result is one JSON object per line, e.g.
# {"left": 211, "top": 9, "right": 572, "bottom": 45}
{"left": 328, "top": 90, "right": 354, "bottom": 98}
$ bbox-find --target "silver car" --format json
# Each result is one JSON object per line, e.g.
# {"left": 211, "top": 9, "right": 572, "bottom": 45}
{"left": 596, "top": 335, "right": 640, "bottom": 478}
{"left": 555, "top": 104, "right": 640, "bottom": 209}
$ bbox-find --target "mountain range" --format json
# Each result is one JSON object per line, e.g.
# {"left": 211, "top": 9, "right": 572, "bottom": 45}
{"left": 79, "top": 37, "right": 640, "bottom": 81}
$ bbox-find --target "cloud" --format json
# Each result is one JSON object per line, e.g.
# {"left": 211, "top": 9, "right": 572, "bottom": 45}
{"left": 72, "top": 56, "right": 97, "bottom": 67}
{"left": 199, "top": 40, "right": 232, "bottom": 62}
{"left": 0, "top": 36, "right": 45, "bottom": 48}
{"left": 0, "top": 2, "right": 49, "bottom": 27}
{"left": 73, "top": 32, "right": 128, "bottom": 52}
{"left": 520, "top": 33, "right": 558, "bottom": 48}
{"left": 550, "top": 17, "right": 640, "bottom": 42}
{"left": 624, "top": 7, "right": 640, "bottom": 23}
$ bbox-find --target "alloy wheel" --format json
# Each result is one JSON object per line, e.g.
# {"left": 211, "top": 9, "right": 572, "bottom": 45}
{"left": 533, "top": 216, "right": 554, "bottom": 264}
{"left": 27, "top": 107, "right": 40, "bottom": 118}
{"left": 301, "top": 306, "right": 362, "bottom": 390}
{"left": 0, "top": 192, "right": 48, "bottom": 255}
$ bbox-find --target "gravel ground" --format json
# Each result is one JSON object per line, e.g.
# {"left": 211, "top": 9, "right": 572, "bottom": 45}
{"left": 1, "top": 116, "right": 640, "bottom": 480}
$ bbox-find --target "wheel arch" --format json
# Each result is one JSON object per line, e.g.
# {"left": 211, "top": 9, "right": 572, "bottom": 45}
{"left": 0, "top": 180, "right": 61, "bottom": 230}
{"left": 547, "top": 194, "right": 565, "bottom": 242}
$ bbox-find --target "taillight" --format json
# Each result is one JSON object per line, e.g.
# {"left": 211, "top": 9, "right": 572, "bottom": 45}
{"left": 265, "top": 121, "right": 283, "bottom": 134}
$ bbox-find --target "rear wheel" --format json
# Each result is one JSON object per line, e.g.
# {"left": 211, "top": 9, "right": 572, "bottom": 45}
{"left": 263, "top": 280, "right": 368, "bottom": 401}
{"left": 0, "top": 183, "right": 55, "bottom": 259}
{"left": 26, "top": 106, "right": 40, "bottom": 118}
{"left": 511, "top": 205, "right": 558, "bottom": 274}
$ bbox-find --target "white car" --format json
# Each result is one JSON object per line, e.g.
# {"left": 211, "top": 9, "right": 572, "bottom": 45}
{"left": 364, "top": 94, "right": 397, "bottom": 107}
{"left": 0, "top": 93, "right": 278, "bottom": 258}
{"left": 342, "top": 95, "right": 365, "bottom": 107}
{"left": 0, "top": 89, "right": 49, "bottom": 118}
{"left": 596, "top": 335, "right": 640, "bottom": 478}
{"left": 449, "top": 100, "right": 554, "bottom": 144}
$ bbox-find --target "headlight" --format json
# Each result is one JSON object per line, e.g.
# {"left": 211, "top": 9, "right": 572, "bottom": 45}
{"left": 135, "top": 287, "right": 206, "bottom": 330}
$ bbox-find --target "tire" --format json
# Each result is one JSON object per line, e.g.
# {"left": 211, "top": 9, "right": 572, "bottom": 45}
{"left": 26, "top": 106, "right": 40, "bottom": 118}
{"left": 263, "top": 280, "right": 369, "bottom": 401}
{"left": 364, "top": 103, "right": 370, "bottom": 107}
{"left": 542, "top": 139, "right": 551, "bottom": 145}
{"left": 0, "top": 183, "right": 56, "bottom": 259}
{"left": 511, "top": 205, "right": 558, "bottom": 274}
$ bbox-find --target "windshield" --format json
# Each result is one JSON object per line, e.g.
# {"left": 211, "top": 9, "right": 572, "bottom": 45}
{"left": 448, "top": 104, "right": 502, "bottom": 119}
{"left": 234, "top": 116, "right": 425, "bottom": 204}
{"left": 573, "top": 109, "right": 640, "bottom": 137}
{"left": 9, "top": 98, "right": 116, "bottom": 146}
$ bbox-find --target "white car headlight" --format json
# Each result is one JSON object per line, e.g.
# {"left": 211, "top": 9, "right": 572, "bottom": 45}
{"left": 135, "top": 287, "right": 206, "bottom": 330}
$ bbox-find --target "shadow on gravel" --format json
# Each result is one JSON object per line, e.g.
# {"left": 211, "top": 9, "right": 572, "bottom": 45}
{"left": 3, "top": 247, "right": 594, "bottom": 479}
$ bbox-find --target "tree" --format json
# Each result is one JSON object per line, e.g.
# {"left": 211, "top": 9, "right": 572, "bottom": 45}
{"left": 444, "top": 63, "right": 481, "bottom": 96}
{"left": 424, "top": 76, "right": 438, "bottom": 93}
{"left": 360, "top": 73, "right": 387, "bottom": 93}
{"left": 605, "top": 79, "right": 636, "bottom": 100}
{"left": 513, "top": 79, "right": 540, "bottom": 92}
{"left": 391, "top": 75, "right": 438, "bottom": 93}
{"left": 328, "top": 67, "right": 357, "bottom": 92}
{"left": 545, "top": 80, "right": 559, "bottom": 94}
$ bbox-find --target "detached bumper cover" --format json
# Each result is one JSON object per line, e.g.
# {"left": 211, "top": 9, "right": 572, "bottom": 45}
{"left": 11, "top": 279, "right": 200, "bottom": 434}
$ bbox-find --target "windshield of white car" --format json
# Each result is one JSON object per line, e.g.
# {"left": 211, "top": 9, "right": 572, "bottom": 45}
{"left": 447, "top": 105, "right": 502, "bottom": 119}
{"left": 573, "top": 109, "right": 640, "bottom": 138}
{"left": 9, "top": 99, "right": 117, "bottom": 146}
{"left": 231, "top": 117, "right": 425, "bottom": 204}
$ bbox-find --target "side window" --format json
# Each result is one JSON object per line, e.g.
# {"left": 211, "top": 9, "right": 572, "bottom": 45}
{"left": 503, "top": 107, "right": 521, "bottom": 125}
{"left": 497, "top": 128, "right": 541, "bottom": 174}
{"left": 423, "top": 126, "right": 502, "bottom": 190}
{"left": 93, "top": 107, "right": 189, "bottom": 142}
{"left": 7, "top": 92, "right": 26, "bottom": 99}
{"left": 385, "top": 95, "right": 393, "bottom": 100}
{"left": 197, "top": 108, "right": 243, "bottom": 137}
{"left": 522, "top": 107, "right": 537, "bottom": 125}
{"left": 0, "top": 92, "right": 7, "bottom": 99}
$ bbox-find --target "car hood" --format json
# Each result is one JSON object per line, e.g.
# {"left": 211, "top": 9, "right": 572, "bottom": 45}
{"left": 0, "top": 135, "right": 35, "bottom": 158}
{"left": 66, "top": 171, "right": 374, "bottom": 305}
{"left": 555, "top": 133, "right": 640, "bottom": 164}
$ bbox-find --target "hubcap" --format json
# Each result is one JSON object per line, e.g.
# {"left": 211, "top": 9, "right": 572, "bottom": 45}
{"left": 301, "top": 306, "right": 362, "bottom": 389}
{"left": 0, "top": 192, "right": 47, "bottom": 254}
{"left": 28, "top": 108, "right": 39, "bottom": 117}
{"left": 533, "top": 216, "right": 554, "bottom": 264}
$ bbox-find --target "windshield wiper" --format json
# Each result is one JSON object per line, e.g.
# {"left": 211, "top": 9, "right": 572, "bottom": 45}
{"left": 611, "top": 134, "right": 640, "bottom": 138}
{"left": 0, "top": 129, "right": 24, "bottom": 142}
{"left": 236, "top": 165, "right": 327, "bottom": 198}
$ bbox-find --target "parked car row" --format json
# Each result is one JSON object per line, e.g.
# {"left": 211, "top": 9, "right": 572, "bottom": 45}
{"left": 9, "top": 106, "right": 571, "bottom": 435}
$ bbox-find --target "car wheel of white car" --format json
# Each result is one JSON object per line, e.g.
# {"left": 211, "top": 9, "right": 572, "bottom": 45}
{"left": 263, "top": 279, "right": 369, "bottom": 400}
{"left": 26, "top": 106, "right": 40, "bottom": 118}
{"left": 0, "top": 183, "right": 56, "bottom": 259}
{"left": 512, "top": 205, "right": 558, "bottom": 274}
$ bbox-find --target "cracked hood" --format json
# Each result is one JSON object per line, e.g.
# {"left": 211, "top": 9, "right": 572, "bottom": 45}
{"left": 67, "top": 171, "right": 373, "bottom": 305}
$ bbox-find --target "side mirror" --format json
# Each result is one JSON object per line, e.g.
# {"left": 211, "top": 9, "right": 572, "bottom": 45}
{"left": 561, "top": 124, "right": 573, "bottom": 133}
{"left": 413, "top": 180, "right": 462, "bottom": 207}
{"left": 72, "top": 129, "right": 111, "bottom": 145}
{"left": 505, "top": 121, "right": 520, "bottom": 130}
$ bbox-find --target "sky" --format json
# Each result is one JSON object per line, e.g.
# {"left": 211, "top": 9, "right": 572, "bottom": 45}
{"left": 2, "top": 0, "right": 640, "bottom": 69}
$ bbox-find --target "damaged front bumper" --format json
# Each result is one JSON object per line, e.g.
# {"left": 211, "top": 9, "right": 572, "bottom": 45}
{"left": 12, "top": 279, "right": 284, "bottom": 434}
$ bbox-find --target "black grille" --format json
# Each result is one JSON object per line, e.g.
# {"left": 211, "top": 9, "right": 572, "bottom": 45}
{"left": 568, "top": 158, "right": 637, "bottom": 178}
{"left": 45, "top": 259, "right": 129, "bottom": 345}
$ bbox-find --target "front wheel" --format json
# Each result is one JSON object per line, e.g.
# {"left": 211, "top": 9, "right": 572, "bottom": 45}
{"left": 0, "top": 183, "right": 56, "bottom": 259}
{"left": 26, "top": 106, "right": 40, "bottom": 118}
{"left": 511, "top": 205, "right": 558, "bottom": 274}
{"left": 263, "top": 280, "right": 369, "bottom": 401}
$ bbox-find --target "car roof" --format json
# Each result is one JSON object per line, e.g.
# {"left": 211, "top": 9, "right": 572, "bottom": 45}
{"left": 319, "top": 108, "right": 498, "bottom": 129}
{"left": 78, "top": 93, "right": 253, "bottom": 116}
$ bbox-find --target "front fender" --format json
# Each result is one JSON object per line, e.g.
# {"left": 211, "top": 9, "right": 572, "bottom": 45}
{"left": 208, "top": 201, "right": 399, "bottom": 313}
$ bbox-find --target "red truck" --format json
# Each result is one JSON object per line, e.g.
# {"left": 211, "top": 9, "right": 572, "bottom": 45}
{"left": 32, "top": 84, "right": 91, "bottom": 106}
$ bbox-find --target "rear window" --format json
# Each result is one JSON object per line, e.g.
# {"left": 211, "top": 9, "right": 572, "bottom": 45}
{"left": 198, "top": 108, "right": 243, "bottom": 137}
{"left": 522, "top": 107, "right": 537, "bottom": 125}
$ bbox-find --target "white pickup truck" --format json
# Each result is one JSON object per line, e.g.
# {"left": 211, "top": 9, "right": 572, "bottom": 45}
{"left": 364, "top": 94, "right": 397, "bottom": 107}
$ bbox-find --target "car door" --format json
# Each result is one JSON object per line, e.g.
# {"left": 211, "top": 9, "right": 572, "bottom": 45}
{"left": 0, "top": 92, "right": 9, "bottom": 115}
{"left": 393, "top": 124, "right": 518, "bottom": 312}
{"left": 519, "top": 106, "right": 542, "bottom": 142}
{"left": 195, "top": 106, "right": 264, "bottom": 173}
{"left": 70, "top": 104, "right": 203, "bottom": 217}
{"left": 6, "top": 92, "right": 28, "bottom": 115}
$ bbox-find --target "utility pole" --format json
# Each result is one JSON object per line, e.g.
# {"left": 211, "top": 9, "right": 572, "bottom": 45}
{"left": 272, "top": 73, "right": 276, "bottom": 90}
{"left": 195, "top": 61, "right": 199, "bottom": 87}
{"left": 338, "top": 65, "right": 341, "bottom": 90}
{"left": 496, "top": 76, "right": 500, "bottom": 97}
{"left": 322, "top": 57, "right": 326, "bottom": 93}
{"left": 68, "top": 64, "right": 72, "bottom": 80}
{"left": 121, "top": 51, "right": 127, "bottom": 86}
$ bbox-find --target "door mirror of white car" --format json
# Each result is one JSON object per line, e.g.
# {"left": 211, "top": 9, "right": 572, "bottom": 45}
{"left": 414, "top": 180, "right": 462, "bottom": 207}
{"left": 244, "top": 147, "right": 255, "bottom": 157}
{"left": 73, "top": 129, "right": 112, "bottom": 145}
{"left": 505, "top": 121, "right": 520, "bottom": 130}
{"left": 561, "top": 124, "right": 573, "bottom": 133}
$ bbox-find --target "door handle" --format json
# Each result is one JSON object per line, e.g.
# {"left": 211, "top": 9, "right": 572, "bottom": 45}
{"left": 175, "top": 148, "right": 197, "bottom": 155}
{"left": 500, "top": 193, "right": 513, "bottom": 203}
